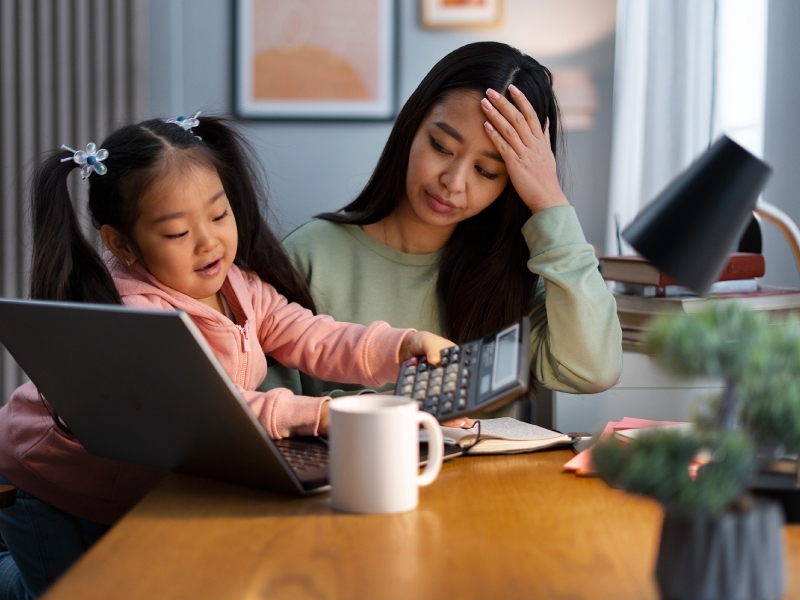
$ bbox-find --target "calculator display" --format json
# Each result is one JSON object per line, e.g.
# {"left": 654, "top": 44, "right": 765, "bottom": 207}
{"left": 492, "top": 326, "right": 519, "bottom": 390}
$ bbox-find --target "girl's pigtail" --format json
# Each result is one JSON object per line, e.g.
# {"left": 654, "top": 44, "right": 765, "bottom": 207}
{"left": 194, "top": 117, "right": 317, "bottom": 312}
{"left": 29, "top": 153, "right": 121, "bottom": 303}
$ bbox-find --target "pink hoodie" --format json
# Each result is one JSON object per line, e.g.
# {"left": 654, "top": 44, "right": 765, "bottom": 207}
{"left": 0, "top": 254, "right": 411, "bottom": 524}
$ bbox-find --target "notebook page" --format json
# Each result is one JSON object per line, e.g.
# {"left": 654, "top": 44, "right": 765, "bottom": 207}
{"left": 477, "top": 417, "right": 564, "bottom": 441}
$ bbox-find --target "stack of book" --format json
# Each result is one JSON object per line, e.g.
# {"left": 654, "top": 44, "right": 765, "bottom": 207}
{"left": 599, "top": 252, "right": 800, "bottom": 352}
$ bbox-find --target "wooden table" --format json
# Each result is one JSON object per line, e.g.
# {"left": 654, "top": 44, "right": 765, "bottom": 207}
{"left": 42, "top": 450, "right": 800, "bottom": 599}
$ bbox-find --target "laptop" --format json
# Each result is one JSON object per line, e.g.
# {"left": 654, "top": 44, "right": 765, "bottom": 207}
{"left": 0, "top": 299, "right": 458, "bottom": 495}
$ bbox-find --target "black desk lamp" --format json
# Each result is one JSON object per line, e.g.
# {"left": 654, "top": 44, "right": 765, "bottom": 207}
{"left": 621, "top": 135, "right": 800, "bottom": 296}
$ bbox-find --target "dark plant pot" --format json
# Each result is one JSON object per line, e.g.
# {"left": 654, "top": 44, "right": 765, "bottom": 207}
{"left": 655, "top": 499, "right": 785, "bottom": 600}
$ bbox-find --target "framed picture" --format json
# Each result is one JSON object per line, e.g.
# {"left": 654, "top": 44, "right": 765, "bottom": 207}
{"left": 234, "top": 0, "right": 396, "bottom": 120}
{"left": 420, "top": 0, "right": 503, "bottom": 28}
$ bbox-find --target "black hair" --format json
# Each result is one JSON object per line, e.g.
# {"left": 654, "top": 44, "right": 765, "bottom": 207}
{"left": 318, "top": 41, "right": 562, "bottom": 343}
{"left": 30, "top": 115, "right": 315, "bottom": 310}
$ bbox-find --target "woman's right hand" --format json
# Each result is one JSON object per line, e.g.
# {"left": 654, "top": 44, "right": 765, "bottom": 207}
{"left": 480, "top": 85, "right": 570, "bottom": 215}
{"left": 441, "top": 417, "right": 476, "bottom": 429}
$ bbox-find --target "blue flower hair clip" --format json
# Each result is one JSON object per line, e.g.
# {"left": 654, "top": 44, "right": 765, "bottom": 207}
{"left": 60, "top": 143, "right": 109, "bottom": 179}
{"left": 166, "top": 112, "right": 202, "bottom": 139}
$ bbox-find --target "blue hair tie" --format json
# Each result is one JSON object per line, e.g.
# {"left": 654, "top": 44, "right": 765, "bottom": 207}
{"left": 60, "top": 143, "right": 109, "bottom": 179}
{"left": 166, "top": 112, "right": 202, "bottom": 139}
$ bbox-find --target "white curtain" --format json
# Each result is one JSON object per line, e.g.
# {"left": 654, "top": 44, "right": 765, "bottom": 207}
{"left": 606, "top": 0, "right": 768, "bottom": 255}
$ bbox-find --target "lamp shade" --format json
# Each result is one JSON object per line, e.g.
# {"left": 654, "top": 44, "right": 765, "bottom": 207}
{"left": 622, "top": 136, "right": 772, "bottom": 296}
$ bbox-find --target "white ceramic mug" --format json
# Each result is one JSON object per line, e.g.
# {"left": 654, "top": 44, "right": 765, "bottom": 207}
{"left": 329, "top": 395, "right": 444, "bottom": 514}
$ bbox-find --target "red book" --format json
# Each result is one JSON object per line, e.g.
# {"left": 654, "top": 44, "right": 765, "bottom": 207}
{"left": 600, "top": 252, "right": 765, "bottom": 286}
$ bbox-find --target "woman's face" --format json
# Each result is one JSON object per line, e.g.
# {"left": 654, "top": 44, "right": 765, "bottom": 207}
{"left": 401, "top": 90, "right": 510, "bottom": 230}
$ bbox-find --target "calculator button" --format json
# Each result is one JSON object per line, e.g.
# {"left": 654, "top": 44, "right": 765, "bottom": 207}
{"left": 401, "top": 384, "right": 413, "bottom": 395}
{"left": 443, "top": 381, "right": 456, "bottom": 393}
{"left": 413, "top": 390, "right": 426, "bottom": 400}
{"left": 403, "top": 374, "right": 415, "bottom": 384}
{"left": 457, "top": 398, "right": 467, "bottom": 409}
{"left": 406, "top": 365, "right": 417, "bottom": 374}
{"left": 419, "top": 400, "right": 425, "bottom": 409}
{"left": 458, "top": 389, "right": 468, "bottom": 398}
{"left": 407, "top": 357, "right": 418, "bottom": 366}
{"left": 444, "top": 372, "right": 457, "bottom": 383}
{"left": 428, "top": 385, "right": 442, "bottom": 396}
{"left": 431, "top": 367, "right": 444, "bottom": 377}
{"left": 417, "top": 371, "right": 430, "bottom": 381}
{"left": 418, "top": 362, "right": 428, "bottom": 372}
{"left": 444, "top": 364, "right": 459, "bottom": 375}
{"left": 441, "top": 401, "right": 453, "bottom": 413}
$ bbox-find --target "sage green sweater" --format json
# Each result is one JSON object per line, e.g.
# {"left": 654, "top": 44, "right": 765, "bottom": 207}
{"left": 264, "top": 206, "right": 622, "bottom": 404}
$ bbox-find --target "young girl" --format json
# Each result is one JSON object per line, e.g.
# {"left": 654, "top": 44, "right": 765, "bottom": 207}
{"left": 265, "top": 41, "right": 623, "bottom": 411}
{"left": 0, "top": 115, "right": 451, "bottom": 599}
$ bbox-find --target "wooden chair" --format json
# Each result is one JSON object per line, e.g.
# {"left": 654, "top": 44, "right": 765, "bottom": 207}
{"left": 0, "top": 484, "right": 15, "bottom": 508}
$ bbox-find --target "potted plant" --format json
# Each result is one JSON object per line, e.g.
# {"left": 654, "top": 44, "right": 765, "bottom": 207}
{"left": 593, "top": 303, "right": 797, "bottom": 600}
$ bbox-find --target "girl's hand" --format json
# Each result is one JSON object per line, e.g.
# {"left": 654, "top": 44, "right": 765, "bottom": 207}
{"left": 399, "top": 331, "right": 456, "bottom": 366}
{"left": 318, "top": 401, "right": 331, "bottom": 436}
{"left": 480, "top": 85, "right": 570, "bottom": 214}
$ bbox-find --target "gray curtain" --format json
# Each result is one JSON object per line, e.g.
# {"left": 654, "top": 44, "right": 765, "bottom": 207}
{"left": 0, "top": 0, "right": 148, "bottom": 401}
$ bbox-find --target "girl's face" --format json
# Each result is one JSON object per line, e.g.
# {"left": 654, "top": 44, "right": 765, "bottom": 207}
{"left": 132, "top": 165, "right": 238, "bottom": 308}
{"left": 400, "top": 90, "right": 510, "bottom": 231}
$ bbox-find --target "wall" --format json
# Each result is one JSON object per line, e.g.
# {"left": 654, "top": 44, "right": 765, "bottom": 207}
{"left": 763, "top": 0, "right": 800, "bottom": 288}
{"left": 148, "top": 0, "right": 617, "bottom": 246}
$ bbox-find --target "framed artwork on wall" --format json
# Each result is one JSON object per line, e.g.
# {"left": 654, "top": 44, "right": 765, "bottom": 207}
{"left": 234, "top": 0, "right": 396, "bottom": 120}
{"left": 420, "top": 0, "right": 503, "bottom": 28}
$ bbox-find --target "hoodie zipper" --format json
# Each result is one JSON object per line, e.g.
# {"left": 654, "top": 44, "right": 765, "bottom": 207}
{"left": 237, "top": 325, "right": 250, "bottom": 386}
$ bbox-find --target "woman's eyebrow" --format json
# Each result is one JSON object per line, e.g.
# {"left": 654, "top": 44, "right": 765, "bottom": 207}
{"left": 434, "top": 120, "right": 464, "bottom": 143}
{"left": 433, "top": 121, "right": 504, "bottom": 163}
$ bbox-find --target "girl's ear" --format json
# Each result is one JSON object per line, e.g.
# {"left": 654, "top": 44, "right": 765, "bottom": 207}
{"left": 100, "top": 225, "right": 137, "bottom": 267}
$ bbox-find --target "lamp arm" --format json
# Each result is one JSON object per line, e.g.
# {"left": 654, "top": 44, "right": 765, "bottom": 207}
{"left": 753, "top": 199, "right": 800, "bottom": 274}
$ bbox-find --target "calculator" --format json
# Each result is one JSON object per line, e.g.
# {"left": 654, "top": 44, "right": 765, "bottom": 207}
{"left": 395, "top": 317, "right": 531, "bottom": 421}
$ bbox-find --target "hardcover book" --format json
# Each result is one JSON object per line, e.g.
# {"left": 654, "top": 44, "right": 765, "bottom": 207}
{"left": 600, "top": 252, "right": 765, "bottom": 286}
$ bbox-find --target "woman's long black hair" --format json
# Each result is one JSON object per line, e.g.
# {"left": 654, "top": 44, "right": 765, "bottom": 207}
{"left": 29, "top": 116, "right": 316, "bottom": 429}
{"left": 317, "top": 42, "right": 562, "bottom": 343}
{"left": 30, "top": 115, "right": 315, "bottom": 310}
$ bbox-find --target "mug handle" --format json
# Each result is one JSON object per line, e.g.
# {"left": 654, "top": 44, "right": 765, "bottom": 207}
{"left": 416, "top": 412, "right": 444, "bottom": 487}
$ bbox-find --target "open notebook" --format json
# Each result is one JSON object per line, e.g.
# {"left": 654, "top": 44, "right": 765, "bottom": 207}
{"left": 440, "top": 418, "right": 577, "bottom": 455}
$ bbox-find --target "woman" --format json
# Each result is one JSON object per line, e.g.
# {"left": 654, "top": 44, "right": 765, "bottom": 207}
{"left": 265, "top": 42, "right": 622, "bottom": 414}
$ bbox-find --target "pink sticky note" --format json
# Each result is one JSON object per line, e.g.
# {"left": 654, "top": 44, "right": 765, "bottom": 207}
{"left": 563, "top": 418, "right": 685, "bottom": 476}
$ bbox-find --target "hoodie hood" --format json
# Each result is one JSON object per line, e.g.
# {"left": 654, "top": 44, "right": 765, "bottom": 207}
{"left": 103, "top": 252, "right": 255, "bottom": 328}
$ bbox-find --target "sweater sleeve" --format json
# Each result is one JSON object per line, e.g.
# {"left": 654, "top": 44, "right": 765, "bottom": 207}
{"left": 236, "top": 385, "right": 328, "bottom": 439}
{"left": 252, "top": 278, "right": 411, "bottom": 389}
{"left": 524, "top": 206, "right": 622, "bottom": 393}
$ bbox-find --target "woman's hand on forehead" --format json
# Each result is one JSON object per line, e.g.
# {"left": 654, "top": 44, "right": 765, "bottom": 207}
{"left": 480, "top": 85, "right": 569, "bottom": 214}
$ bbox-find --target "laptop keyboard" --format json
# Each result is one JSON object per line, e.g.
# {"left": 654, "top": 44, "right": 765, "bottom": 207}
{"left": 273, "top": 438, "right": 330, "bottom": 488}
{"left": 277, "top": 442, "right": 329, "bottom": 472}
